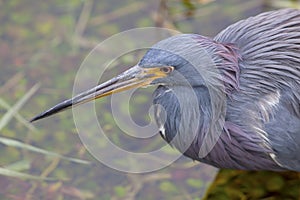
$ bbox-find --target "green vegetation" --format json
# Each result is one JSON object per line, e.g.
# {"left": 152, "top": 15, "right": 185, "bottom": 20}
{"left": 1, "top": 0, "right": 299, "bottom": 199}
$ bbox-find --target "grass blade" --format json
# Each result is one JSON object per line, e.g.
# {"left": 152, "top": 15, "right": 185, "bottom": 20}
{"left": 0, "top": 84, "right": 40, "bottom": 131}
{"left": 0, "top": 167, "right": 57, "bottom": 180}
{"left": 4, "top": 160, "right": 30, "bottom": 171}
{"left": 0, "top": 98, "right": 38, "bottom": 133}
{"left": 0, "top": 137, "right": 90, "bottom": 164}
{"left": 0, "top": 83, "right": 90, "bottom": 164}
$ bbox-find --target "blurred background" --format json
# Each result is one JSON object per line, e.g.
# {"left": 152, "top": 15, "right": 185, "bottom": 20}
{"left": 1, "top": 0, "right": 300, "bottom": 199}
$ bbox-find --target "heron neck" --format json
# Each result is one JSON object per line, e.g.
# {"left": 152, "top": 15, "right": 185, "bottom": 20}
{"left": 153, "top": 85, "right": 213, "bottom": 153}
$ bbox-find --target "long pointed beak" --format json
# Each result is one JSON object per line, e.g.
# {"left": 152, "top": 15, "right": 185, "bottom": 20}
{"left": 30, "top": 65, "right": 169, "bottom": 122}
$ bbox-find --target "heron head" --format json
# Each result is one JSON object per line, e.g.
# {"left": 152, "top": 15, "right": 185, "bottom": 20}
{"left": 30, "top": 34, "right": 207, "bottom": 122}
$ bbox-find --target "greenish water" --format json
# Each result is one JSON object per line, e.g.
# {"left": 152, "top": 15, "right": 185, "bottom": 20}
{"left": 1, "top": 0, "right": 299, "bottom": 199}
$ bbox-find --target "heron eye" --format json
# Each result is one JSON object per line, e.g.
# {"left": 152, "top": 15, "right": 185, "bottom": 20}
{"left": 160, "top": 66, "right": 173, "bottom": 74}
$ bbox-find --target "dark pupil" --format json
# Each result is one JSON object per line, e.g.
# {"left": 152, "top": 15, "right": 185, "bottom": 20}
{"left": 161, "top": 67, "right": 170, "bottom": 73}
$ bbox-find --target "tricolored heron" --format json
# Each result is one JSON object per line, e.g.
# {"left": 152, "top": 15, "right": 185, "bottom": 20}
{"left": 31, "top": 9, "right": 300, "bottom": 171}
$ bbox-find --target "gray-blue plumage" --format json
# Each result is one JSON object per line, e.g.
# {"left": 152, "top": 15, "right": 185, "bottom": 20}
{"left": 30, "top": 8, "right": 300, "bottom": 171}
{"left": 140, "top": 8, "right": 300, "bottom": 171}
